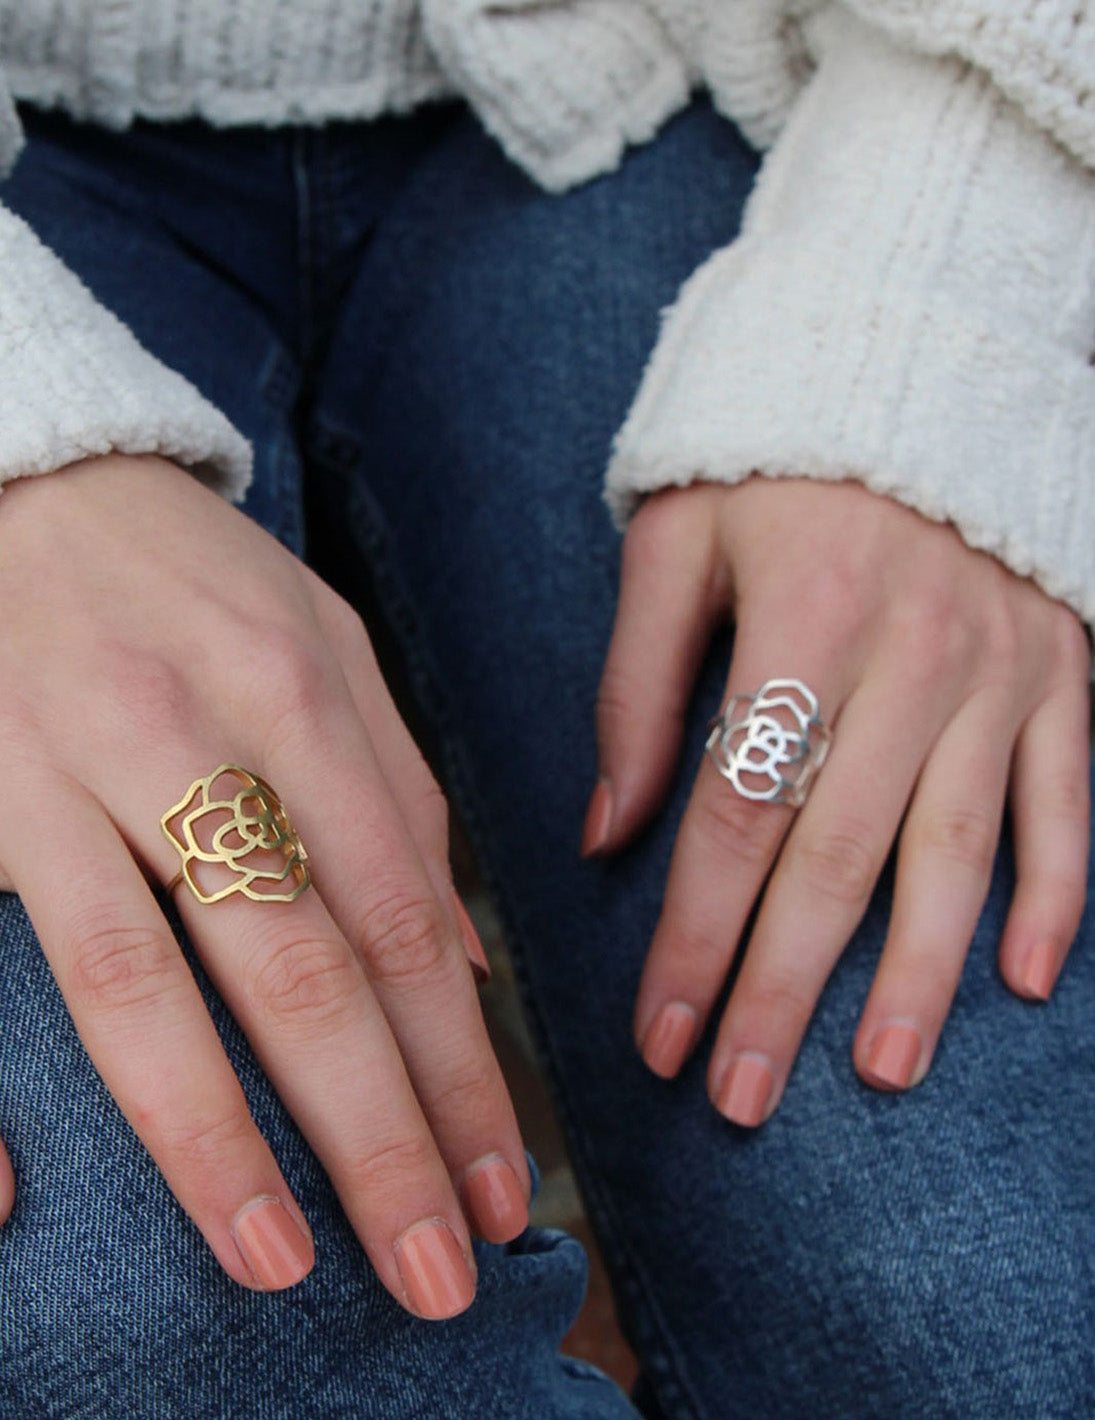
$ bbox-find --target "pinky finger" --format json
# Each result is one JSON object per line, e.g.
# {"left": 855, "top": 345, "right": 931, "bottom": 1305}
{"left": 999, "top": 680, "right": 1091, "bottom": 1002}
{"left": 0, "top": 1134, "right": 13, "bottom": 1225}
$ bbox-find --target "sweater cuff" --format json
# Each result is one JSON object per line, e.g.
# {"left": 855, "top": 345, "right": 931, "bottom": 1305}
{"left": 607, "top": 10, "right": 1095, "bottom": 628}
{"left": 421, "top": 0, "right": 691, "bottom": 191}
{"left": 0, "top": 200, "right": 251, "bottom": 501}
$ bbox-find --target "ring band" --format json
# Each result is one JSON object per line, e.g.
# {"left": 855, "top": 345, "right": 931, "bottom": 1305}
{"left": 705, "top": 678, "right": 831, "bottom": 808}
{"left": 160, "top": 764, "right": 311, "bottom": 905}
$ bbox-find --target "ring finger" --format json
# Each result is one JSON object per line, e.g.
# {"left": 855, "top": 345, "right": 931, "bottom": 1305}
{"left": 851, "top": 688, "right": 1019, "bottom": 1092}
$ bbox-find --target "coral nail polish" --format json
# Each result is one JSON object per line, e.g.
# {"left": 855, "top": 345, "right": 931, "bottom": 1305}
{"left": 452, "top": 890, "right": 491, "bottom": 983}
{"left": 864, "top": 1023, "right": 921, "bottom": 1091}
{"left": 1020, "top": 942, "right": 1056, "bottom": 1001}
{"left": 462, "top": 1154, "right": 528, "bottom": 1243}
{"left": 716, "top": 1054, "right": 773, "bottom": 1127}
{"left": 394, "top": 1218, "right": 476, "bottom": 1320}
{"left": 581, "top": 780, "right": 614, "bottom": 857}
{"left": 232, "top": 1196, "right": 314, "bottom": 1291}
{"left": 641, "top": 1002, "right": 697, "bottom": 1078}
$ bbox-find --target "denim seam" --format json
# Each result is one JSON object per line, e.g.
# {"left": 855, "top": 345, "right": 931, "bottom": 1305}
{"left": 307, "top": 421, "right": 709, "bottom": 1420}
{"left": 290, "top": 130, "right": 315, "bottom": 365}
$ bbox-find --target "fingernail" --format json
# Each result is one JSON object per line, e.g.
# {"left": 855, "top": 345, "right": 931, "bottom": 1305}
{"left": 452, "top": 890, "right": 491, "bottom": 984}
{"left": 232, "top": 1196, "right": 314, "bottom": 1291}
{"left": 581, "top": 779, "right": 614, "bottom": 857}
{"left": 715, "top": 1053, "right": 773, "bottom": 1127}
{"left": 394, "top": 1218, "right": 476, "bottom": 1320}
{"left": 1020, "top": 942, "right": 1057, "bottom": 1001}
{"left": 461, "top": 1154, "right": 528, "bottom": 1244}
{"left": 640, "top": 1002, "right": 698, "bottom": 1078}
{"left": 864, "top": 1022, "right": 921, "bottom": 1091}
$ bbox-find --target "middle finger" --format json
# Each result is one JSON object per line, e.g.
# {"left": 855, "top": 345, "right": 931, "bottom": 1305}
{"left": 634, "top": 622, "right": 847, "bottom": 1079}
{"left": 260, "top": 693, "right": 530, "bottom": 1243}
{"left": 706, "top": 657, "right": 950, "bottom": 1123}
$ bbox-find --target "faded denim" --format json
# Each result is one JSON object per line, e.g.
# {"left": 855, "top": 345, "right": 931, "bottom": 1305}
{"left": 1, "top": 98, "right": 1093, "bottom": 1418}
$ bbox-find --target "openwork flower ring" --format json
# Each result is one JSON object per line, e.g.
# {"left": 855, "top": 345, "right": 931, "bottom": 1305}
{"left": 161, "top": 764, "right": 311, "bottom": 905}
{"left": 705, "top": 678, "right": 832, "bottom": 809}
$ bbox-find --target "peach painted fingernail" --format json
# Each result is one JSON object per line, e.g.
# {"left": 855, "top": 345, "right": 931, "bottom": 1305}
{"left": 864, "top": 1023, "right": 921, "bottom": 1090}
{"left": 452, "top": 890, "right": 491, "bottom": 984}
{"left": 394, "top": 1218, "right": 476, "bottom": 1320}
{"left": 716, "top": 1053, "right": 773, "bottom": 1127}
{"left": 462, "top": 1154, "right": 528, "bottom": 1244}
{"left": 232, "top": 1196, "right": 314, "bottom": 1290}
{"left": 641, "top": 1002, "right": 697, "bottom": 1078}
{"left": 1020, "top": 942, "right": 1056, "bottom": 1001}
{"left": 581, "top": 779, "right": 614, "bottom": 857}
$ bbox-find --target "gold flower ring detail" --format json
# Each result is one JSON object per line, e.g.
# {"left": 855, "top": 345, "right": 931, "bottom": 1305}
{"left": 161, "top": 764, "right": 311, "bottom": 905}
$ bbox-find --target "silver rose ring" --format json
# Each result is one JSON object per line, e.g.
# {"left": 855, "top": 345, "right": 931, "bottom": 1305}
{"left": 705, "top": 678, "right": 832, "bottom": 809}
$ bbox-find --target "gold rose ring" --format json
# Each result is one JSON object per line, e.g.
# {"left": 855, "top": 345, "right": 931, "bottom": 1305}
{"left": 161, "top": 764, "right": 311, "bottom": 905}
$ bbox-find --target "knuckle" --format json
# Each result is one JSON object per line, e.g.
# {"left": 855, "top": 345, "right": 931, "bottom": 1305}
{"left": 67, "top": 916, "right": 181, "bottom": 1013}
{"left": 624, "top": 490, "right": 696, "bottom": 569}
{"left": 426, "top": 1059, "right": 500, "bottom": 1124}
{"left": 96, "top": 645, "right": 197, "bottom": 743}
{"left": 894, "top": 593, "right": 970, "bottom": 680}
{"left": 657, "top": 923, "right": 728, "bottom": 981}
{"left": 249, "top": 933, "right": 364, "bottom": 1029}
{"left": 917, "top": 806, "right": 998, "bottom": 876}
{"left": 694, "top": 786, "right": 779, "bottom": 870}
{"left": 250, "top": 623, "right": 333, "bottom": 725}
{"left": 343, "top": 1133, "right": 438, "bottom": 1202}
{"left": 0, "top": 697, "right": 39, "bottom": 753}
{"left": 1037, "top": 763, "right": 1090, "bottom": 827}
{"left": 981, "top": 602, "right": 1025, "bottom": 670}
{"left": 322, "top": 593, "right": 373, "bottom": 660}
{"left": 596, "top": 664, "right": 644, "bottom": 734}
{"left": 735, "top": 976, "right": 813, "bottom": 1036}
{"left": 789, "top": 826, "right": 879, "bottom": 907}
{"left": 358, "top": 889, "right": 451, "bottom": 985}
{"left": 151, "top": 1101, "right": 256, "bottom": 1177}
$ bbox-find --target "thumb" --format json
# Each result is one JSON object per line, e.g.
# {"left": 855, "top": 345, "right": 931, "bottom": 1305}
{"left": 583, "top": 491, "right": 724, "bottom": 856}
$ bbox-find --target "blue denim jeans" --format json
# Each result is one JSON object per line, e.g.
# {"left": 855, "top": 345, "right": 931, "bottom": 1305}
{"left": 1, "top": 99, "right": 1094, "bottom": 1419}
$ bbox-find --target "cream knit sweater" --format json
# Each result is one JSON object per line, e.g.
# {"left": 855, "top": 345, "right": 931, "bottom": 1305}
{"left": 1, "top": 1, "right": 1094, "bottom": 627}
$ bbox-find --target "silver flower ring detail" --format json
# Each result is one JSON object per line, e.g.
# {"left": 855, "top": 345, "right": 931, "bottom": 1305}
{"left": 705, "top": 678, "right": 832, "bottom": 808}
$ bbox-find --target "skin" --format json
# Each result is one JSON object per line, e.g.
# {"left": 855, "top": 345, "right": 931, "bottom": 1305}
{"left": 0, "top": 455, "right": 1084, "bottom": 1292}
{"left": 0, "top": 453, "right": 530, "bottom": 1309}
{"left": 589, "top": 477, "right": 1091, "bottom": 1118}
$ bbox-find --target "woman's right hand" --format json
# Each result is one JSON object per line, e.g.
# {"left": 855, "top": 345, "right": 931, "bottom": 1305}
{"left": 0, "top": 453, "right": 529, "bottom": 1316}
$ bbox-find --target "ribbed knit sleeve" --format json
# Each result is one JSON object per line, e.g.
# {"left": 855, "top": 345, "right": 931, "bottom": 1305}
{"left": 847, "top": 0, "right": 1095, "bottom": 172}
{"left": 0, "top": 86, "right": 250, "bottom": 502}
{"left": 606, "top": 7, "right": 1095, "bottom": 628}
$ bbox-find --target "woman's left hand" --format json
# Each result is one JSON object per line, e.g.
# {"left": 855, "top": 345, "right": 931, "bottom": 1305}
{"left": 584, "top": 477, "right": 1091, "bottom": 1123}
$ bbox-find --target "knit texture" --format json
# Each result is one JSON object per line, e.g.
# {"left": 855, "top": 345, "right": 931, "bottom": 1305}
{"left": 420, "top": 0, "right": 691, "bottom": 191}
{"left": 0, "top": 202, "right": 251, "bottom": 499}
{"left": 0, "top": 0, "right": 1092, "bottom": 631}
{"left": 607, "top": 9, "right": 1095, "bottom": 625}
{"left": 0, "top": 1, "right": 448, "bottom": 129}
